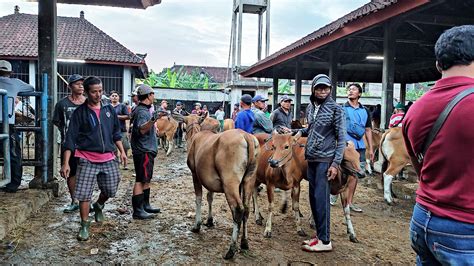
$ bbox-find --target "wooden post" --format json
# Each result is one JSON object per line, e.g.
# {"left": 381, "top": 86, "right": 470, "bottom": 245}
{"left": 329, "top": 43, "right": 338, "bottom": 101}
{"left": 273, "top": 77, "right": 278, "bottom": 111}
{"left": 36, "top": 0, "right": 57, "bottom": 184}
{"left": 381, "top": 21, "right": 396, "bottom": 129}
{"left": 400, "top": 83, "right": 406, "bottom": 104}
{"left": 295, "top": 60, "right": 302, "bottom": 119}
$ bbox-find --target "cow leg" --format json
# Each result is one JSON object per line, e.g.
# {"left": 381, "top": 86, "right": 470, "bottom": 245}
{"left": 223, "top": 188, "right": 244, "bottom": 260}
{"left": 253, "top": 186, "right": 264, "bottom": 225}
{"left": 240, "top": 176, "right": 255, "bottom": 251}
{"left": 191, "top": 174, "right": 203, "bottom": 233}
{"left": 343, "top": 177, "right": 359, "bottom": 243}
{"left": 280, "top": 189, "right": 289, "bottom": 214}
{"left": 383, "top": 162, "right": 405, "bottom": 205}
{"left": 204, "top": 191, "right": 214, "bottom": 227}
{"left": 366, "top": 158, "right": 373, "bottom": 175}
{"left": 264, "top": 184, "right": 274, "bottom": 238}
{"left": 291, "top": 185, "right": 306, "bottom": 236}
{"left": 166, "top": 134, "right": 174, "bottom": 156}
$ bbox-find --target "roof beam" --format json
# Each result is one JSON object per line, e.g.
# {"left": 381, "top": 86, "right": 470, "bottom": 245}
{"left": 347, "top": 36, "right": 435, "bottom": 46}
{"left": 406, "top": 14, "right": 474, "bottom": 27}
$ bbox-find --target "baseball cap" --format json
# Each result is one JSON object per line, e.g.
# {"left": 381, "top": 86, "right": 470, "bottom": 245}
{"left": 131, "top": 88, "right": 138, "bottom": 96}
{"left": 395, "top": 102, "right": 406, "bottom": 110}
{"left": 241, "top": 94, "right": 252, "bottom": 105}
{"left": 195, "top": 102, "right": 201, "bottom": 107}
{"left": 252, "top": 95, "right": 268, "bottom": 103}
{"left": 161, "top": 99, "right": 168, "bottom": 104}
{"left": 68, "top": 74, "right": 84, "bottom": 84}
{"left": 176, "top": 101, "right": 182, "bottom": 105}
{"left": 279, "top": 95, "right": 293, "bottom": 103}
{"left": 311, "top": 74, "right": 332, "bottom": 88}
{"left": 136, "top": 84, "right": 154, "bottom": 96}
{"left": 0, "top": 60, "right": 12, "bottom": 72}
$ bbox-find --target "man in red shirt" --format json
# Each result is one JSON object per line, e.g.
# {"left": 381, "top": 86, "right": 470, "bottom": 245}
{"left": 403, "top": 25, "right": 474, "bottom": 265}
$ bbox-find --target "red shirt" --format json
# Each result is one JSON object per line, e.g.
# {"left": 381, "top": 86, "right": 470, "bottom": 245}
{"left": 389, "top": 113, "right": 404, "bottom": 128}
{"left": 403, "top": 76, "right": 474, "bottom": 224}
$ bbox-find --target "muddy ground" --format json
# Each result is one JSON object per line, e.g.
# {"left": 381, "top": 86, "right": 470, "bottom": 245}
{"left": 0, "top": 147, "right": 418, "bottom": 264}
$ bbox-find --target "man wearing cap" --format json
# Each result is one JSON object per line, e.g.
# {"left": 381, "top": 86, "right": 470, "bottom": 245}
{"left": 130, "top": 84, "right": 164, "bottom": 219}
{"left": 61, "top": 76, "right": 127, "bottom": 240}
{"left": 53, "top": 74, "right": 86, "bottom": 211}
{"left": 298, "top": 74, "right": 346, "bottom": 252}
{"left": 235, "top": 94, "right": 255, "bottom": 133}
{"left": 252, "top": 95, "right": 273, "bottom": 134}
{"left": 158, "top": 99, "right": 169, "bottom": 114}
{"left": 388, "top": 102, "right": 405, "bottom": 128}
{"left": 270, "top": 95, "right": 293, "bottom": 133}
{"left": 0, "top": 60, "right": 34, "bottom": 193}
{"left": 191, "top": 102, "right": 202, "bottom": 115}
{"left": 214, "top": 105, "right": 225, "bottom": 132}
{"left": 173, "top": 101, "right": 187, "bottom": 148}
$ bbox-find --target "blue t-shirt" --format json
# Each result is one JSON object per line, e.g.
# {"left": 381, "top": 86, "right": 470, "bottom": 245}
{"left": 343, "top": 102, "right": 371, "bottom": 150}
{"left": 235, "top": 109, "right": 255, "bottom": 133}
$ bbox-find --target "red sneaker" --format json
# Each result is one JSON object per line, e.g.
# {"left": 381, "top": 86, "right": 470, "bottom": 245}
{"left": 302, "top": 236, "right": 318, "bottom": 246}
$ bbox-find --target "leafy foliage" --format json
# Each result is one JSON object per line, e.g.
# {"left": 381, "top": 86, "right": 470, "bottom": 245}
{"left": 142, "top": 67, "right": 217, "bottom": 89}
{"left": 278, "top": 80, "right": 292, "bottom": 94}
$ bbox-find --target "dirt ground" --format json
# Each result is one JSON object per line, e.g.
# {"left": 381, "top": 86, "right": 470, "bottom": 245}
{"left": 0, "top": 147, "right": 418, "bottom": 264}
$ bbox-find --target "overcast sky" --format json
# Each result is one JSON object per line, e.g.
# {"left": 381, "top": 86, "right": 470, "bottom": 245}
{"left": 0, "top": 0, "right": 368, "bottom": 72}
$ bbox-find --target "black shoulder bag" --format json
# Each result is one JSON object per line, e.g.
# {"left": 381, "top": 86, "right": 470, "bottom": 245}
{"left": 415, "top": 88, "right": 474, "bottom": 164}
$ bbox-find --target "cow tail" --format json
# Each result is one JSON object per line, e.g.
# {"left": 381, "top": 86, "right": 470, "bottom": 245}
{"left": 241, "top": 133, "right": 258, "bottom": 186}
{"left": 380, "top": 131, "right": 389, "bottom": 174}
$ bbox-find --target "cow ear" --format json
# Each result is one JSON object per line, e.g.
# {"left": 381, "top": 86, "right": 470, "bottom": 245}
{"left": 182, "top": 116, "right": 189, "bottom": 124}
{"left": 198, "top": 116, "right": 205, "bottom": 124}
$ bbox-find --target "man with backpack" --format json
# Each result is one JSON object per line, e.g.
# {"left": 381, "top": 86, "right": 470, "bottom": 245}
{"left": 331, "top": 83, "right": 373, "bottom": 212}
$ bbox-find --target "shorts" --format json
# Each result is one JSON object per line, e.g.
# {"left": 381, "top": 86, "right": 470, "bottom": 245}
{"left": 121, "top": 132, "right": 130, "bottom": 150}
{"left": 356, "top": 148, "right": 366, "bottom": 163}
{"left": 133, "top": 153, "right": 155, "bottom": 183}
{"left": 74, "top": 158, "right": 121, "bottom": 201}
{"left": 60, "top": 149, "right": 78, "bottom": 177}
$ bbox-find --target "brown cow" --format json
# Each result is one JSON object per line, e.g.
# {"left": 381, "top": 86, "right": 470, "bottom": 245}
{"left": 155, "top": 115, "right": 178, "bottom": 156}
{"left": 184, "top": 114, "right": 260, "bottom": 260}
{"left": 253, "top": 132, "right": 308, "bottom": 238}
{"left": 223, "top": 118, "right": 235, "bottom": 131}
{"left": 379, "top": 127, "right": 411, "bottom": 205}
{"left": 200, "top": 116, "right": 220, "bottom": 133}
{"left": 363, "top": 128, "right": 384, "bottom": 174}
{"left": 257, "top": 132, "right": 365, "bottom": 242}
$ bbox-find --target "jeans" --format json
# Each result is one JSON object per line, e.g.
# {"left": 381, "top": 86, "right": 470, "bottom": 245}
{"left": 410, "top": 203, "right": 474, "bottom": 265}
{"left": 307, "top": 161, "right": 331, "bottom": 243}
{"left": 175, "top": 123, "right": 183, "bottom": 146}
{"left": 356, "top": 148, "right": 366, "bottom": 174}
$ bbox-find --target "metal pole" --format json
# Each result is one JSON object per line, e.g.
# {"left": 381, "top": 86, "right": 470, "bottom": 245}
{"left": 295, "top": 60, "right": 302, "bottom": 119}
{"left": 258, "top": 12, "right": 263, "bottom": 61}
{"left": 237, "top": 1, "right": 243, "bottom": 67}
{"left": 0, "top": 89, "right": 10, "bottom": 187}
{"left": 41, "top": 73, "right": 49, "bottom": 184}
{"left": 272, "top": 78, "right": 278, "bottom": 111}
{"left": 381, "top": 21, "right": 396, "bottom": 129}
{"left": 265, "top": 0, "right": 271, "bottom": 57}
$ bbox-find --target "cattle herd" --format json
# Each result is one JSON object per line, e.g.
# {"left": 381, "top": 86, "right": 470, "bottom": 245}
{"left": 157, "top": 113, "right": 413, "bottom": 259}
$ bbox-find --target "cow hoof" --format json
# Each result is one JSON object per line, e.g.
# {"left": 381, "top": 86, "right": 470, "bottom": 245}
{"left": 264, "top": 231, "right": 272, "bottom": 238}
{"left": 256, "top": 218, "right": 263, "bottom": 226}
{"left": 223, "top": 244, "right": 238, "bottom": 260}
{"left": 384, "top": 198, "right": 394, "bottom": 205}
{"left": 299, "top": 211, "right": 304, "bottom": 218}
{"left": 204, "top": 218, "right": 214, "bottom": 227}
{"left": 280, "top": 202, "right": 288, "bottom": 214}
{"left": 240, "top": 239, "right": 249, "bottom": 250}
{"left": 350, "top": 235, "right": 359, "bottom": 243}
{"left": 297, "top": 230, "right": 307, "bottom": 237}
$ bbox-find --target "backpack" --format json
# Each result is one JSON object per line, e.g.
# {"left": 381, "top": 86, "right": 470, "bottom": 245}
{"left": 344, "top": 106, "right": 367, "bottom": 140}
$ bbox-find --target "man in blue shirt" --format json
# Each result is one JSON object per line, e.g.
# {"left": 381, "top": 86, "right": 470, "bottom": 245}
{"left": 331, "top": 83, "right": 373, "bottom": 212}
{"left": 235, "top": 94, "right": 255, "bottom": 133}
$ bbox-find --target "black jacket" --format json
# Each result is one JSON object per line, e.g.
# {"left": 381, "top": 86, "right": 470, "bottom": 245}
{"left": 64, "top": 101, "right": 121, "bottom": 153}
{"left": 270, "top": 107, "right": 293, "bottom": 130}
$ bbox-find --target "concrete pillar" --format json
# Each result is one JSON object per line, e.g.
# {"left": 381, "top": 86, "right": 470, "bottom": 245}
{"left": 236, "top": 1, "right": 243, "bottom": 67}
{"left": 231, "top": 10, "right": 237, "bottom": 81}
{"left": 295, "top": 61, "right": 302, "bottom": 119}
{"left": 381, "top": 21, "right": 396, "bottom": 129}
{"left": 272, "top": 78, "right": 278, "bottom": 111}
{"left": 36, "top": 0, "right": 57, "bottom": 184}
{"left": 265, "top": 0, "right": 270, "bottom": 57}
{"left": 258, "top": 13, "right": 263, "bottom": 61}
{"left": 329, "top": 44, "right": 338, "bottom": 100}
{"left": 122, "top": 66, "right": 132, "bottom": 101}
{"left": 400, "top": 83, "right": 406, "bottom": 104}
{"left": 29, "top": 60, "right": 37, "bottom": 108}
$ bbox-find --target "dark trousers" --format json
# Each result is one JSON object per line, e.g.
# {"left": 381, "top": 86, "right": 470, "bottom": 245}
{"left": 1, "top": 125, "right": 22, "bottom": 191}
{"left": 307, "top": 161, "right": 331, "bottom": 243}
{"left": 175, "top": 123, "right": 183, "bottom": 146}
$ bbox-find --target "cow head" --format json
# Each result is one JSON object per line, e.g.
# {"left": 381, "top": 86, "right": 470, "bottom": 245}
{"left": 341, "top": 141, "right": 365, "bottom": 178}
{"left": 183, "top": 114, "right": 203, "bottom": 141}
{"left": 268, "top": 131, "right": 301, "bottom": 168}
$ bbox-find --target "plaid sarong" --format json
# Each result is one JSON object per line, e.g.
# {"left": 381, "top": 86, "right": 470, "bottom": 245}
{"left": 74, "top": 158, "right": 121, "bottom": 201}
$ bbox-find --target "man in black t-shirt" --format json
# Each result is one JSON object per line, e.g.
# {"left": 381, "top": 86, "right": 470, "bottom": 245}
{"left": 130, "top": 84, "right": 166, "bottom": 219}
{"left": 110, "top": 90, "right": 130, "bottom": 167}
{"left": 52, "top": 74, "right": 86, "bottom": 213}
